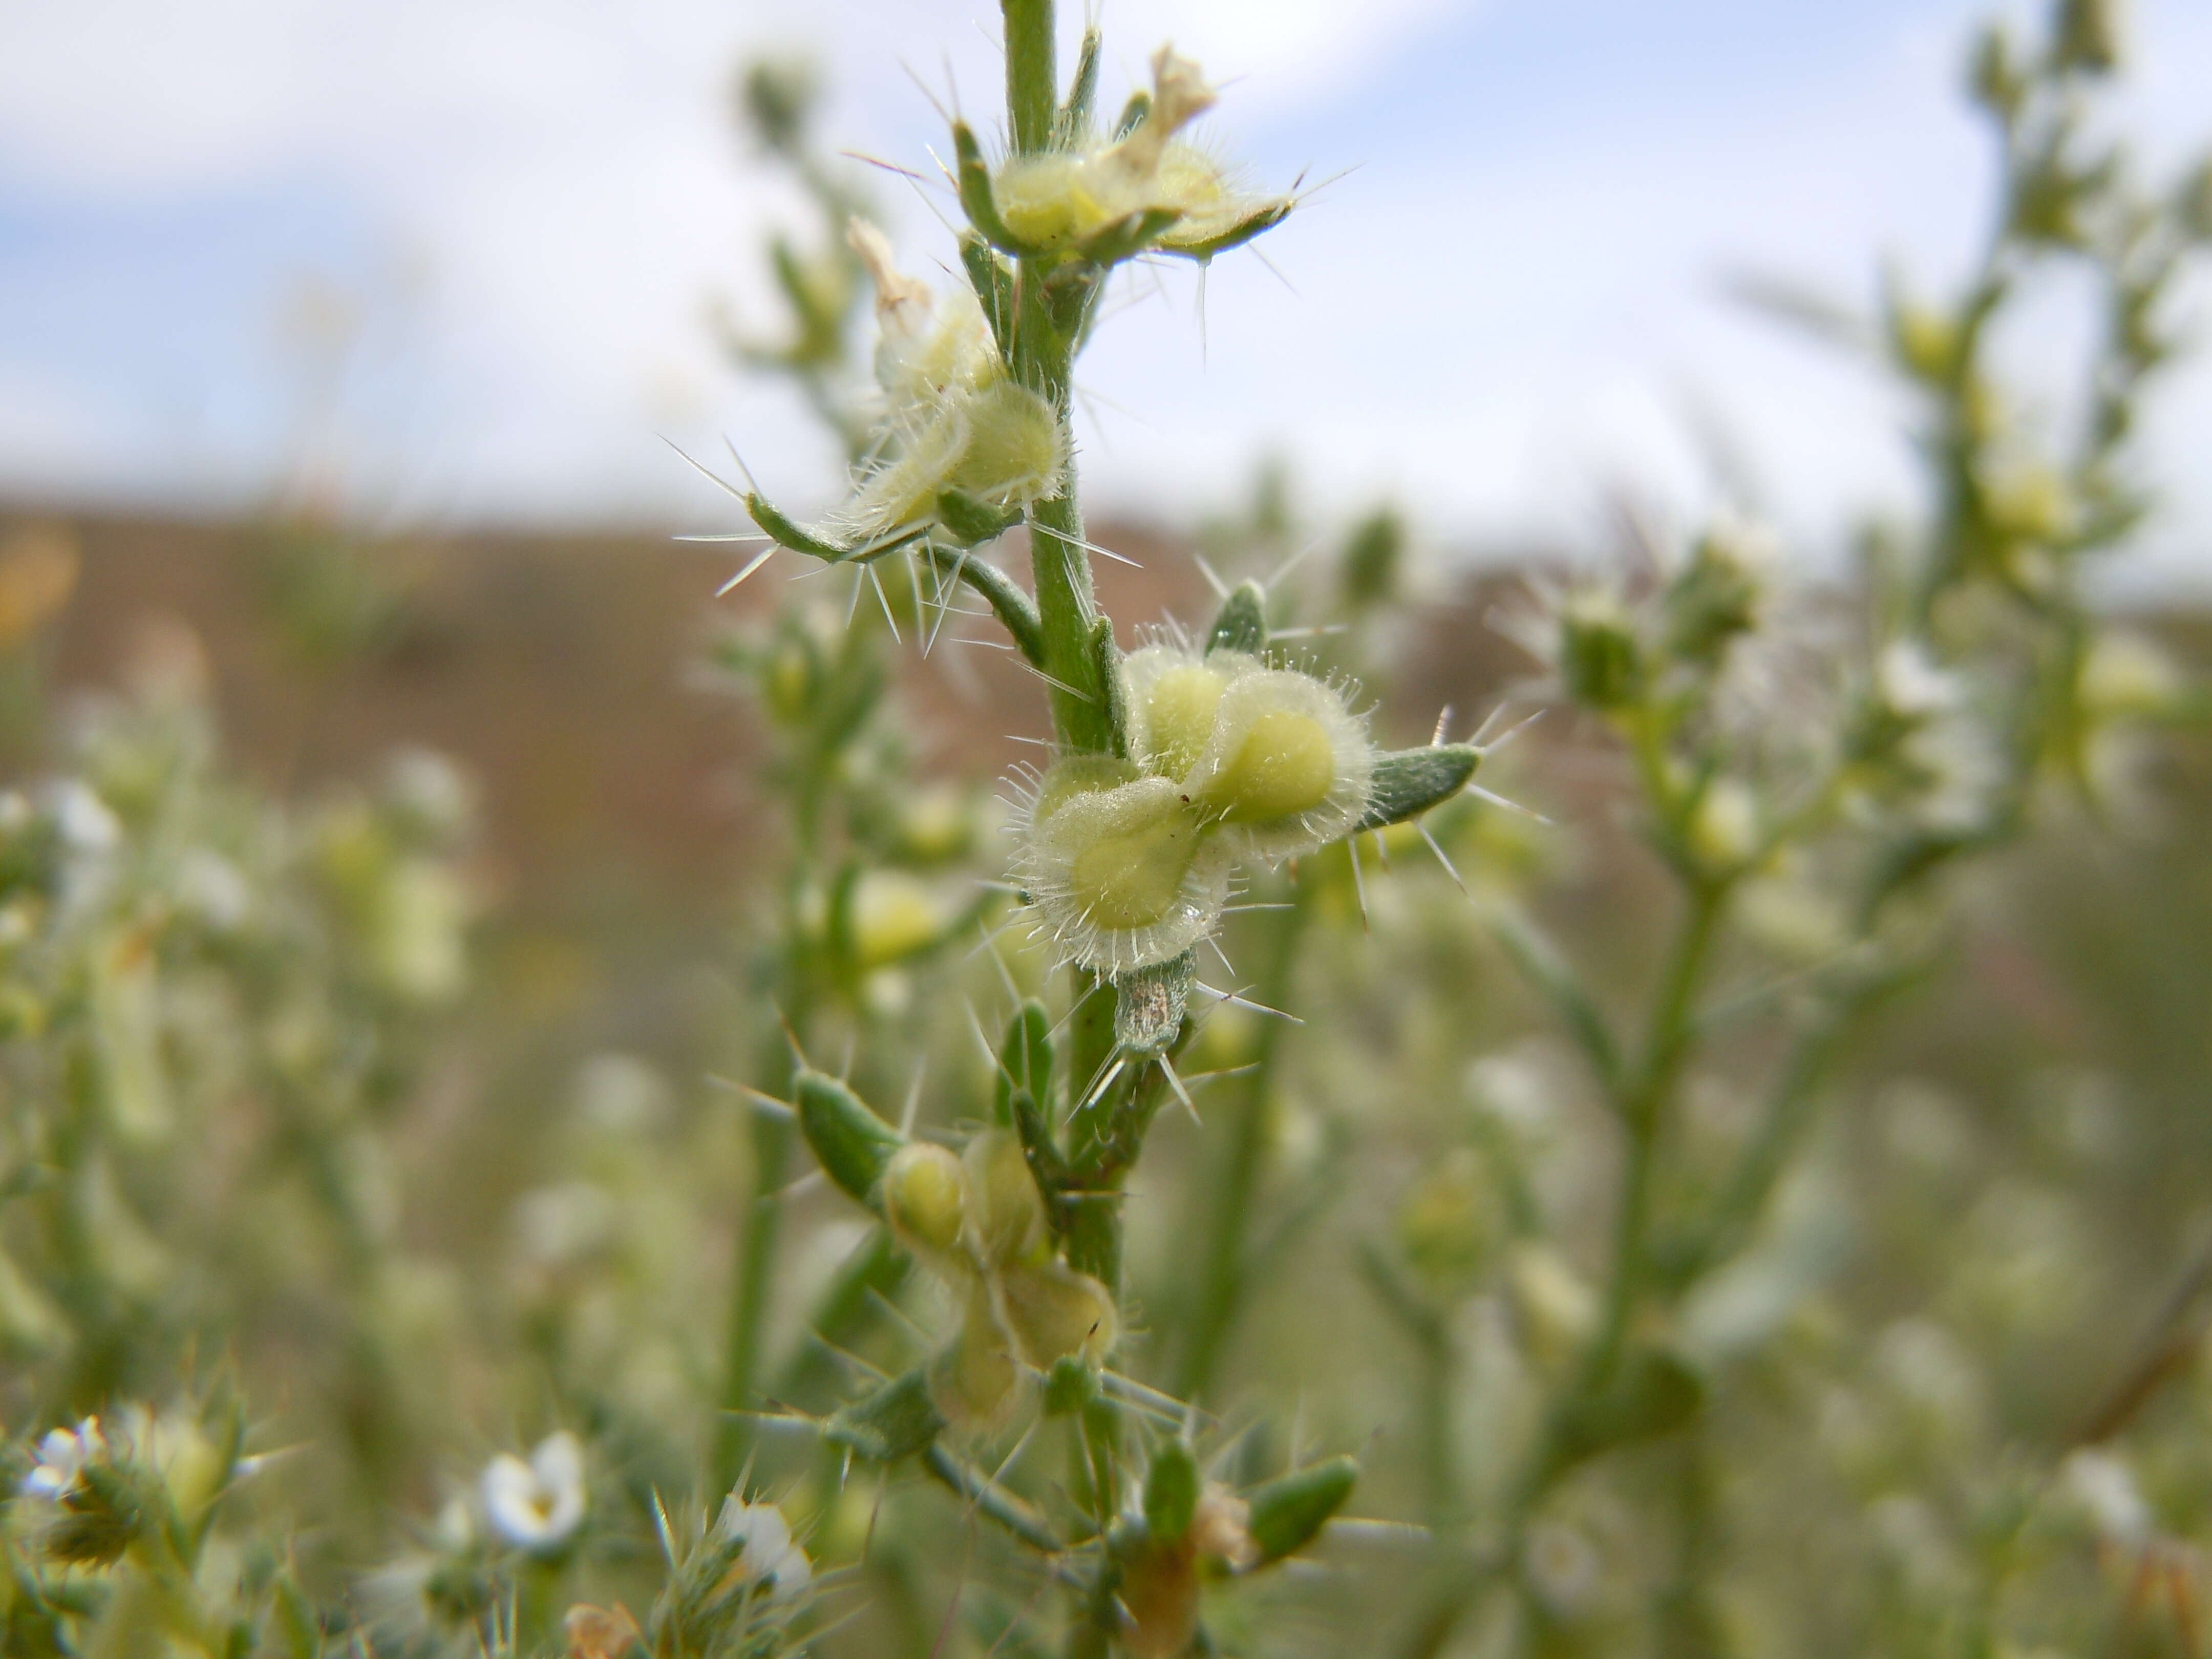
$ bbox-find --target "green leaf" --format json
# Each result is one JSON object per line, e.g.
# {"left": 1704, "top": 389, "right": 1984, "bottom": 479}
{"left": 1206, "top": 580, "right": 1267, "bottom": 656}
{"left": 1114, "top": 91, "right": 1151, "bottom": 140}
{"left": 1354, "top": 745, "right": 1482, "bottom": 832}
{"left": 1144, "top": 1440, "right": 1201, "bottom": 1545}
{"left": 935, "top": 488, "right": 1024, "bottom": 547}
{"left": 825, "top": 1368, "right": 944, "bottom": 1463}
{"left": 746, "top": 492, "right": 850, "bottom": 563}
{"left": 1044, "top": 1353, "right": 1097, "bottom": 1416}
{"left": 954, "top": 122, "right": 1043, "bottom": 258}
{"left": 1057, "top": 28, "right": 1103, "bottom": 145}
{"left": 1079, "top": 206, "right": 1184, "bottom": 267}
{"left": 996, "top": 1001, "right": 1055, "bottom": 1125}
{"left": 1163, "top": 200, "right": 1294, "bottom": 264}
{"left": 1244, "top": 1456, "right": 1357, "bottom": 1565}
{"left": 796, "top": 1069, "right": 905, "bottom": 1207}
{"left": 961, "top": 233, "right": 1018, "bottom": 360}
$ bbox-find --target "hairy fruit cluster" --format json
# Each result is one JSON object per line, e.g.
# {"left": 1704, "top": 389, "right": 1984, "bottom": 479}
{"left": 1014, "top": 644, "right": 1375, "bottom": 976}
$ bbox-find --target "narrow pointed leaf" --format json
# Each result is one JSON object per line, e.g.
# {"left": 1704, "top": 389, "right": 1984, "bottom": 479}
{"left": 1354, "top": 745, "right": 1482, "bottom": 833}
{"left": 797, "top": 1069, "right": 905, "bottom": 1207}
{"left": 1245, "top": 1457, "right": 1357, "bottom": 1565}
{"left": 825, "top": 1367, "right": 943, "bottom": 1463}
{"left": 954, "top": 122, "right": 1043, "bottom": 257}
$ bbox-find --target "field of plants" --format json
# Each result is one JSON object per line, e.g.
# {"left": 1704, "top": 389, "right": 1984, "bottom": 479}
{"left": 6, "top": 0, "right": 2212, "bottom": 1654}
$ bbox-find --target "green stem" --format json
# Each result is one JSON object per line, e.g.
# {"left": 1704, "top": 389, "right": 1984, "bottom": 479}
{"left": 715, "top": 982, "right": 812, "bottom": 1490}
{"left": 1001, "top": 0, "right": 1057, "bottom": 158}
{"left": 1588, "top": 878, "right": 1725, "bottom": 1382}
{"left": 715, "top": 1104, "right": 791, "bottom": 1491}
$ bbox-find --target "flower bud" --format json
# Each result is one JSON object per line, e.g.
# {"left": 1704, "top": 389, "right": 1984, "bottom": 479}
{"left": 1120, "top": 644, "right": 1245, "bottom": 782}
{"left": 1662, "top": 522, "right": 1768, "bottom": 665}
{"left": 1186, "top": 667, "right": 1375, "bottom": 862}
{"left": 882, "top": 1143, "right": 971, "bottom": 1264}
{"left": 847, "top": 870, "right": 947, "bottom": 970}
{"left": 993, "top": 1259, "right": 1118, "bottom": 1368}
{"left": 1688, "top": 778, "right": 1761, "bottom": 872}
{"left": 1015, "top": 767, "right": 1230, "bottom": 975}
{"left": 1556, "top": 587, "right": 1644, "bottom": 711}
{"left": 962, "top": 1129, "right": 1048, "bottom": 1269}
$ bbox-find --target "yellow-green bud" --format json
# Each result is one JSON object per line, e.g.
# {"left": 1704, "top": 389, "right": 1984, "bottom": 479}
{"left": 1015, "top": 768, "right": 1230, "bottom": 975}
{"left": 881, "top": 1143, "right": 971, "bottom": 1263}
{"left": 1121, "top": 644, "right": 1244, "bottom": 781}
{"left": 994, "top": 1259, "right": 1118, "bottom": 1369}
{"left": 1688, "top": 778, "right": 1761, "bottom": 873}
{"left": 848, "top": 871, "right": 946, "bottom": 970}
{"left": 944, "top": 379, "right": 1065, "bottom": 509}
{"left": 962, "top": 1129, "right": 1047, "bottom": 1269}
{"left": 1187, "top": 666, "right": 1374, "bottom": 863}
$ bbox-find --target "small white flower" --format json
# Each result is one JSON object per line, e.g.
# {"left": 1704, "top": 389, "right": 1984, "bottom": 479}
{"left": 481, "top": 1431, "right": 586, "bottom": 1553}
{"left": 717, "top": 1497, "right": 812, "bottom": 1598}
{"left": 2062, "top": 1448, "right": 2152, "bottom": 1548}
{"left": 21, "top": 1416, "right": 104, "bottom": 1499}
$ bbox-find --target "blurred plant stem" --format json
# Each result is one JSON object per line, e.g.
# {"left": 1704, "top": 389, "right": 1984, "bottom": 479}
{"left": 1176, "top": 874, "right": 1313, "bottom": 1402}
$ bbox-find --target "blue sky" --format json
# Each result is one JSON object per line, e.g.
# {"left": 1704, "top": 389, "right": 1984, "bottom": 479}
{"left": 3, "top": 0, "right": 2209, "bottom": 580}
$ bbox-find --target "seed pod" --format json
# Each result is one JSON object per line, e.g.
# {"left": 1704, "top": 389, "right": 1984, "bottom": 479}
{"left": 881, "top": 1143, "right": 971, "bottom": 1266}
{"left": 797, "top": 1069, "right": 905, "bottom": 1208}
{"left": 963, "top": 1129, "right": 1048, "bottom": 1269}
{"left": 929, "top": 1287, "right": 1026, "bottom": 1435}
{"left": 1122, "top": 644, "right": 1247, "bottom": 781}
{"left": 1014, "top": 768, "right": 1231, "bottom": 975}
{"left": 994, "top": 1259, "right": 1118, "bottom": 1369}
{"left": 1244, "top": 1456, "right": 1357, "bottom": 1565}
{"left": 1187, "top": 667, "right": 1375, "bottom": 863}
